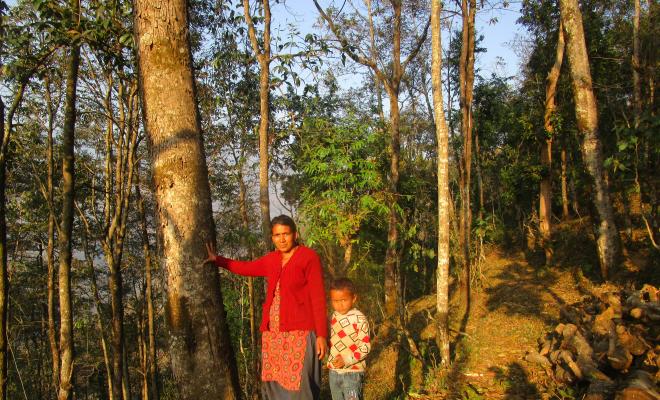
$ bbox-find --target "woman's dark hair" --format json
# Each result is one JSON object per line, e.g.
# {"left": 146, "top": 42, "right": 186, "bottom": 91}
{"left": 330, "top": 277, "right": 356, "bottom": 295}
{"left": 270, "top": 214, "right": 297, "bottom": 233}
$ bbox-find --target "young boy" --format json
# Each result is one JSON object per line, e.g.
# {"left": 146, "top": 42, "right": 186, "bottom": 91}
{"left": 327, "top": 278, "right": 371, "bottom": 400}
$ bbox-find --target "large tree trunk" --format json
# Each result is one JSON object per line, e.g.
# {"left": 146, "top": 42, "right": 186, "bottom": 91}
{"left": 58, "top": 8, "right": 81, "bottom": 395}
{"left": 540, "top": 23, "right": 565, "bottom": 265}
{"left": 559, "top": 0, "right": 621, "bottom": 279}
{"left": 458, "top": 0, "right": 476, "bottom": 309}
{"left": 431, "top": 0, "right": 451, "bottom": 367}
{"left": 243, "top": 0, "right": 273, "bottom": 248}
{"left": 134, "top": 0, "right": 241, "bottom": 398}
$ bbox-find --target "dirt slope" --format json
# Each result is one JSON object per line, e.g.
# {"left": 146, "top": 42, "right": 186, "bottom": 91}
{"left": 363, "top": 249, "right": 586, "bottom": 400}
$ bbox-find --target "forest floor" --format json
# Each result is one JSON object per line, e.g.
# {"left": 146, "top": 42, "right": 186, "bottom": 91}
{"left": 427, "top": 248, "right": 585, "bottom": 399}
{"left": 361, "top": 220, "right": 657, "bottom": 399}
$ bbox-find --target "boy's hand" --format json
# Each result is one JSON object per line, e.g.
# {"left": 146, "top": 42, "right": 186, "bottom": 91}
{"left": 331, "top": 355, "right": 345, "bottom": 368}
{"left": 204, "top": 242, "right": 217, "bottom": 265}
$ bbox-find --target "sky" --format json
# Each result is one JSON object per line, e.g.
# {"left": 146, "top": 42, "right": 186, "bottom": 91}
{"left": 270, "top": 0, "right": 528, "bottom": 80}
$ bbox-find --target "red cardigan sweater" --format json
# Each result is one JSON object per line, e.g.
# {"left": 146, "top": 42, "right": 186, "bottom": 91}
{"left": 214, "top": 245, "right": 327, "bottom": 338}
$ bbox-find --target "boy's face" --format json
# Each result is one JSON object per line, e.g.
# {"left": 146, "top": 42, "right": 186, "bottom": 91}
{"left": 330, "top": 288, "right": 357, "bottom": 315}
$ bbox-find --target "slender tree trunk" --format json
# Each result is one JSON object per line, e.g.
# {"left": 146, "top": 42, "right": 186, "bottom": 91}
{"left": 559, "top": 0, "right": 621, "bottom": 279}
{"left": 561, "top": 146, "right": 570, "bottom": 220}
{"left": 44, "top": 75, "right": 60, "bottom": 400}
{"left": 458, "top": 0, "right": 476, "bottom": 309}
{"left": 138, "top": 307, "right": 148, "bottom": 400}
{"left": 243, "top": 0, "right": 273, "bottom": 248}
{"left": 384, "top": 89, "right": 401, "bottom": 318}
{"left": 58, "top": 5, "right": 81, "bottom": 394}
{"left": 136, "top": 173, "right": 159, "bottom": 400}
{"left": 633, "top": 0, "right": 642, "bottom": 127}
{"left": 431, "top": 0, "right": 451, "bottom": 367}
{"left": 122, "top": 347, "right": 131, "bottom": 400}
{"left": 475, "top": 133, "right": 484, "bottom": 221}
{"left": 0, "top": 92, "right": 6, "bottom": 400}
{"left": 0, "top": 10, "right": 6, "bottom": 397}
{"left": 237, "top": 165, "right": 258, "bottom": 399}
{"left": 540, "top": 23, "right": 565, "bottom": 265}
{"left": 79, "top": 213, "right": 114, "bottom": 400}
{"left": 0, "top": 80, "right": 27, "bottom": 398}
{"left": 382, "top": 0, "right": 405, "bottom": 320}
{"left": 366, "top": 0, "right": 384, "bottom": 121}
{"left": 134, "top": 0, "right": 241, "bottom": 397}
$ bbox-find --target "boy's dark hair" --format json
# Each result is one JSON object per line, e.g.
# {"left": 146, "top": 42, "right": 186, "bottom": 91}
{"left": 270, "top": 214, "right": 297, "bottom": 233}
{"left": 330, "top": 277, "right": 356, "bottom": 295}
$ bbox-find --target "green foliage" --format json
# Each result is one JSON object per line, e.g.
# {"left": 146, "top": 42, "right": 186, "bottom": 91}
{"left": 297, "top": 115, "right": 388, "bottom": 250}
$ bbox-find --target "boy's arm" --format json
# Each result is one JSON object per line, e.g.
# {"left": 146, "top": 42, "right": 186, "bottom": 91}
{"left": 342, "top": 317, "right": 371, "bottom": 367}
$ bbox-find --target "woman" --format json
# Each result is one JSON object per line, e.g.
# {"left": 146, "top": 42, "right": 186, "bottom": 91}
{"left": 205, "top": 215, "right": 327, "bottom": 399}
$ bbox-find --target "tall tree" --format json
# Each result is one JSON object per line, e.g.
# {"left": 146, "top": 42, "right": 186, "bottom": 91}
{"left": 0, "top": 4, "right": 7, "bottom": 397}
{"left": 539, "top": 22, "right": 565, "bottom": 265}
{"left": 57, "top": 0, "right": 81, "bottom": 396}
{"left": 134, "top": 0, "right": 241, "bottom": 398}
{"left": 431, "top": 0, "right": 450, "bottom": 367}
{"left": 43, "top": 74, "right": 60, "bottom": 399}
{"left": 458, "top": 0, "right": 476, "bottom": 309}
{"left": 559, "top": 0, "right": 620, "bottom": 279}
{"left": 313, "top": 0, "right": 430, "bottom": 318}
{"left": 632, "top": 0, "right": 642, "bottom": 127}
{"left": 242, "top": 0, "right": 273, "bottom": 248}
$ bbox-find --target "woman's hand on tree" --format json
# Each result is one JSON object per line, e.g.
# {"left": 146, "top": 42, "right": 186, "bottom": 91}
{"left": 204, "top": 242, "right": 217, "bottom": 265}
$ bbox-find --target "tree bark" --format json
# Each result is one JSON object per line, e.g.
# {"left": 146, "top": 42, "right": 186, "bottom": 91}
{"left": 458, "top": 0, "right": 476, "bottom": 309}
{"left": 0, "top": 87, "right": 6, "bottom": 400}
{"left": 243, "top": 0, "right": 273, "bottom": 248}
{"left": 632, "top": 0, "right": 642, "bottom": 127}
{"left": 559, "top": 0, "right": 621, "bottom": 279}
{"left": 431, "top": 0, "right": 451, "bottom": 367}
{"left": 134, "top": 0, "right": 241, "bottom": 397}
{"left": 57, "top": 4, "right": 81, "bottom": 394}
{"left": 540, "top": 23, "right": 565, "bottom": 265}
{"left": 44, "top": 75, "right": 60, "bottom": 400}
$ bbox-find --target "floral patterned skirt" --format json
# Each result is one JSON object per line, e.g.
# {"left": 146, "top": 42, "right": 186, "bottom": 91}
{"left": 261, "top": 282, "right": 308, "bottom": 391}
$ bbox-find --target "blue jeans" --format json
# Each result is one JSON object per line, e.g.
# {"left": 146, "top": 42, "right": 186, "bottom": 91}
{"left": 329, "top": 370, "right": 364, "bottom": 400}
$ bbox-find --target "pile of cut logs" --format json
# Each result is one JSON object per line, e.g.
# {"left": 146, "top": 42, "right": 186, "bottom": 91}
{"left": 525, "top": 284, "right": 660, "bottom": 400}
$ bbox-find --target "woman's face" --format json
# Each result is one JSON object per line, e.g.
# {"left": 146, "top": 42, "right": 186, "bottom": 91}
{"left": 271, "top": 224, "right": 297, "bottom": 253}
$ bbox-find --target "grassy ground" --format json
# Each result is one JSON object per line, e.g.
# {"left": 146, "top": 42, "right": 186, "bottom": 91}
{"left": 359, "top": 220, "right": 657, "bottom": 399}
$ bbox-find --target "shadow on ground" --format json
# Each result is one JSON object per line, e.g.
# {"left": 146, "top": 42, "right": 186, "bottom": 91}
{"left": 484, "top": 261, "right": 560, "bottom": 326}
{"left": 489, "top": 362, "right": 542, "bottom": 400}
